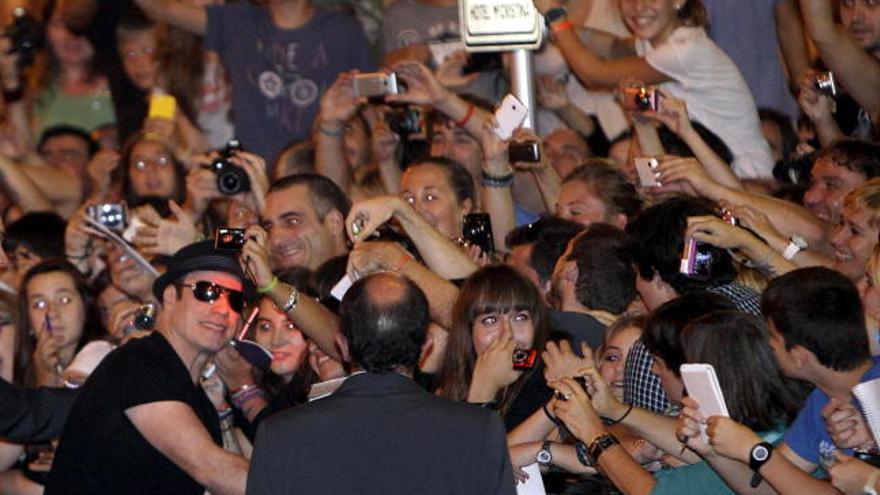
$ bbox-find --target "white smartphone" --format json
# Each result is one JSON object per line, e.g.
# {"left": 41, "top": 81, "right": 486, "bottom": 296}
{"left": 680, "top": 363, "right": 730, "bottom": 419}
{"left": 494, "top": 93, "right": 529, "bottom": 140}
{"left": 634, "top": 157, "right": 661, "bottom": 187}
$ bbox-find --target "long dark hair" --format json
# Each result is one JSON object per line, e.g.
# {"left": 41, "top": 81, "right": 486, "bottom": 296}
{"left": 681, "top": 310, "right": 798, "bottom": 431}
{"left": 14, "top": 258, "right": 106, "bottom": 387}
{"left": 440, "top": 264, "right": 548, "bottom": 416}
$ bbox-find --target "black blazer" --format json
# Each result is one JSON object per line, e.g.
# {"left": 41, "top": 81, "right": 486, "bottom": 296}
{"left": 247, "top": 372, "right": 517, "bottom": 495}
{"left": 0, "top": 378, "right": 77, "bottom": 442}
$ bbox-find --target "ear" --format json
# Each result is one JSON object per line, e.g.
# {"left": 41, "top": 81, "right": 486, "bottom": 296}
{"left": 418, "top": 332, "right": 435, "bottom": 366}
{"left": 333, "top": 332, "right": 351, "bottom": 363}
{"left": 459, "top": 197, "right": 473, "bottom": 216}
{"left": 790, "top": 345, "right": 815, "bottom": 371}
{"left": 162, "top": 284, "right": 177, "bottom": 309}
{"left": 323, "top": 208, "right": 345, "bottom": 239}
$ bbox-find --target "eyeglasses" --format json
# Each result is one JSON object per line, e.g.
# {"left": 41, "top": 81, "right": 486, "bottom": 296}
{"left": 175, "top": 281, "right": 244, "bottom": 313}
{"left": 132, "top": 156, "right": 172, "bottom": 171}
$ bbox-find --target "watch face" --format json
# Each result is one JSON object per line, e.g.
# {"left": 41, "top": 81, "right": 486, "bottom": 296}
{"left": 792, "top": 236, "right": 808, "bottom": 249}
{"left": 537, "top": 450, "right": 552, "bottom": 464}
{"left": 753, "top": 445, "right": 769, "bottom": 462}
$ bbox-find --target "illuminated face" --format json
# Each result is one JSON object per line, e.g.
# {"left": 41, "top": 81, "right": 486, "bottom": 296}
{"left": 165, "top": 271, "right": 243, "bottom": 354}
{"left": 599, "top": 325, "right": 642, "bottom": 401}
{"left": 262, "top": 185, "right": 341, "bottom": 271}
{"left": 253, "top": 297, "right": 308, "bottom": 377}
{"left": 555, "top": 180, "right": 613, "bottom": 227}
{"left": 402, "top": 163, "right": 471, "bottom": 238}
{"left": 429, "top": 121, "right": 483, "bottom": 178}
{"left": 471, "top": 309, "right": 535, "bottom": 355}
{"left": 619, "top": 0, "right": 682, "bottom": 45}
{"left": 307, "top": 340, "right": 345, "bottom": 381}
{"left": 544, "top": 129, "right": 589, "bottom": 180}
{"left": 841, "top": 0, "right": 880, "bottom": 55}
{"left": 830, "top": 206, "right": 879, "bottom": 280}
{"left": 27, "top": 271, "right": 87, "bottom": 353}
{"left": 128, "top": 140, "right": 177, "bottom": 199}
{"left": 803, "top": 157, "right": 866, "bottom": 224}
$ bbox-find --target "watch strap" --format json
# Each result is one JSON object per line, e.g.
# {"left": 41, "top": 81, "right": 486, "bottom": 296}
{"left": 543, "top": 7, "right": 568, "bottom": 27}
{"left": 536, "top": 440, "right": 553, "bottom": 465}
{"left": 575, "top": 441, "right": 591, "bottom": 466}
{"left": 587, "top": 434, "right": 618, "bottom": 465}
{"left": 782, "top": 239, "right": 802, "bottom": 260}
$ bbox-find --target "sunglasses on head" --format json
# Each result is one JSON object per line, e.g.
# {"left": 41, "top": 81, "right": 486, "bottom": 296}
{"left": 175, "top": 281, "right": 244, "bottom": 313}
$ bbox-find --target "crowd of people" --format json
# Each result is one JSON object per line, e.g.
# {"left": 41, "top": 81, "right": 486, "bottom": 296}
{"left": 0, "top": 0, "right": 878, "bottom": 493}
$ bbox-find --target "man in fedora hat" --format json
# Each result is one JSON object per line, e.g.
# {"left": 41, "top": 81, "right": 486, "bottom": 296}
{"left": 47, "top": 241, "right": 251, "bottom": 495}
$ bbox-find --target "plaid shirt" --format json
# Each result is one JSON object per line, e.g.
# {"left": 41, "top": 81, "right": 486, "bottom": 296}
{"left": 623, "top": 282, "right": 762, "bottom": 412}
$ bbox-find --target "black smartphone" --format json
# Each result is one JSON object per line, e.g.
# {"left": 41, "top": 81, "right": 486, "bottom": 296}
{"left": 508, "top": 141, "right": 541, "bottom": 163}
{"left": 462, "top": 213, "right": 495, "bottom": 254}
{"left": 214, "top": 227, "right": 246, "bottom": 252}
{"left": 462, "top": 52, "right": 502, "bottom": 75}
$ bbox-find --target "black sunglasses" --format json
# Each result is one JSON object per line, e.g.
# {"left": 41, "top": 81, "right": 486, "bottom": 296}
{"left": 175, "top": 281, "right": 244, "bottom": 313}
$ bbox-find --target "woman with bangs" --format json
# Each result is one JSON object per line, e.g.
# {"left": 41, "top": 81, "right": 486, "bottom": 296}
{"left": 439, "top": 264, "right": 554, "bottom": 430}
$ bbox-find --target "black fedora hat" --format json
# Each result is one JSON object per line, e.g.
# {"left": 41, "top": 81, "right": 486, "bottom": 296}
{"left": 153, "top": 240, "right": 254, "bottom": 301}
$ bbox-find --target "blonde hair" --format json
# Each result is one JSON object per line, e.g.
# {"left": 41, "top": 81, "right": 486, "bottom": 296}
{"left": 843, "top": 177, "right": 880, "bottom": 230}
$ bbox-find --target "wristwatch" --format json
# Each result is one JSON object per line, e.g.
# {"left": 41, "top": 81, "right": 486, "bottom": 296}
{"left": 543, "top": 6, "right": 568, "bottom": 26}
{"left": 587, "top": 434, "right": 619, "bottom": 465}
{"left": 536, "top": 440, "right": 553, "bottom": 466}
{"left": 748, "top": 441, "right": 774, "bottom": 488}
{"left": 782, "top": 235, "right": 808, "bottom": 260}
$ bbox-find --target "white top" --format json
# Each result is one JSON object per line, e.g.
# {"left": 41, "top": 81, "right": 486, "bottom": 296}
{"left": 636, "top": 27, "right": 775, "bottom": 179}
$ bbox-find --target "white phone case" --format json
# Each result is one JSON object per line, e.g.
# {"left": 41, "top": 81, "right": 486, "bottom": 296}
{"left": 680, "top": 363, "right": 729, "bottom": 440}
{"left": 494, "top": 94, "right": 529, "bottom": 140}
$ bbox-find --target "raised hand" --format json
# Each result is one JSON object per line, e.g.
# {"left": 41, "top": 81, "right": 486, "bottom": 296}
{"left": 345, "top": 195, "right": 406, "bottom": 243}
{"left": 536, "top": 75, "right": 569, "bottom": 112}
{"left": 241, "top": 225, "right": 273, "bottom": 290}
{"left": 542, "top": 340, "right": 591, "bottom": 382}
{"left": 822, "top": 398, "right": 875, "bottom": 450}
{"left": 468, "top": 333, "right": 520, "bottom": 403}
{"left": 318, "top": 72, "right": 367, "bottom": 128}
{"left": 131, "top": 201, "right": 199, "bottom": 256}
{"left": 387, "top": 61, "right": 450, "bottom": 107}
{"left": 549, "top": 377, "right": 606, "bottom": 443}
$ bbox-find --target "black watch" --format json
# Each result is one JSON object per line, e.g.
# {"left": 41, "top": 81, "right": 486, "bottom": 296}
{"left": 587, "top": 434, "right": 618, "bottom": 465}
{"left": 748, "top": 441, "right": 774, "bottom": 488}
{"left": 575, "top": 441, "right": 591, "bottom": 466}
{"left": 748, "top": 442, "right": 773, "bottom": 472}
{"left": 543, "top": 6, "right": 568, "bottom": 27}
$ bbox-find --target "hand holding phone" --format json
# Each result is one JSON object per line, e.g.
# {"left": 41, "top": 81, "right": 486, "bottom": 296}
{"left": 634, "top": 157, "right": 661, "bottom": 187}
{"left": 148, "top": 93, "right": 177, "bottom": 120}
{"left": 680, "top": 363, "right": 729, "bottom": 441}
{"left": 494, "top": 94, "right": 528, "bottom": 139}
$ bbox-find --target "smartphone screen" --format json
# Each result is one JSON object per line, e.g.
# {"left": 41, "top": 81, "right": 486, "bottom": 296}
{"left": 462, "top": 213, "right": 494, "bottom": 254}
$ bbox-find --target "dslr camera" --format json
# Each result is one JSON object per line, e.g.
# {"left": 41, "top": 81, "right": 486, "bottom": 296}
{"left": 210, "top": 139, "right": 250, "bottom": 195}
{"left": 4, "top": 8, "right": 44, "bottom": 68}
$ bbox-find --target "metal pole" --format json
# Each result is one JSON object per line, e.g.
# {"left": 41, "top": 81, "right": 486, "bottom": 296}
{"left": 510, "top": 48, "right": 535, "bottom": 129}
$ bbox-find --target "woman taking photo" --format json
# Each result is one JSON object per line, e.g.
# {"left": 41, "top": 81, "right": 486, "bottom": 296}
{"left": 532, "top": 0, "right": 773, "bottom": 179}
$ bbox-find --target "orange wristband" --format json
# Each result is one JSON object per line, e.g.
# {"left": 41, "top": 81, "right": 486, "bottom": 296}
{"left": 454, "top": 103, "right": 475, "bottom": 127}
{"left": 551, "top": 20, "right": 574, "bottom": 33}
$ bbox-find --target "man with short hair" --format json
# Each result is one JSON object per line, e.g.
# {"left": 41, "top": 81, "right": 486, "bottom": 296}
{"left": 37, "top": 125, "right": 98, "bottom": 177}
{"left": 504, "top": 216, "right": 583, "bottom": 302}
{"left": 260, "top": 173, "right": 351, "bottom": 271}
{"left": 46, "top": 241, "right": 249, "bottom": 495}
{"left": 247, "top": 272, "right": 515, "bottom": 495}
{"left": 549, "top": 223, "right": 636, "bottom": 351}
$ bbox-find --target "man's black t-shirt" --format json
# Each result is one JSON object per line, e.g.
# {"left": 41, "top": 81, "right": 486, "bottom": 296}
{"left": 45, "top": 332, "right": 221, "bottom": 495}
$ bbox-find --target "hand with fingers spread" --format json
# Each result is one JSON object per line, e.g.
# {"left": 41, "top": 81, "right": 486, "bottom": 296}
{"left": 823, "top": 398, "right": 875, "bottom": 450}
{"left": 542, "top": 340, "right": 591, "bottom": 383}
{"left": 318, "top": 72, "right": 367, "bottom": 129}
{"left": 467, "top": 334, "right": 521, "bottom": 403}
{"left": 436, "top": 50, "right": 479, "bottom": 89}
{"left": 676, "top": 396, "right": 714, "bottom": 457}
{"left": 387, "top": 61, "right": 451, "bottom": 107}
{"left": 573, "top": 346, "right": 629, "bottom": 421}
{"left": 829, "top": 452, "right": 880, "bottom": 495}
{"left": 550, "top": 377, "right": 607, "bottom": 443}
{"left": 345, "top": 195, "right": 407, "bottom": 243}
{"left": 240, "top": 226, "right": 273, "bottom": 289}
{"left": 727, "top": 204, "right": 785, "bottom": 245}
{"left": 536, "top": 75, "right": 570, "bottom": 112}
{"left": 704, "top": 416, "right": 762, "bottom": 464}
{"left": 131, "top": 201, "right": 199, "bottom": 256}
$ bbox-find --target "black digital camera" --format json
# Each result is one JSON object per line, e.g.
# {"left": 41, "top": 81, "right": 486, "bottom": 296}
{"left": 385, "top": 106, "right": 422, "bottom": 137}
{"left": 210, "top": 139, "right": 250, "bottom": 195}
{"left": 4, "top": 8, "right": 44, "bottom": 68}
